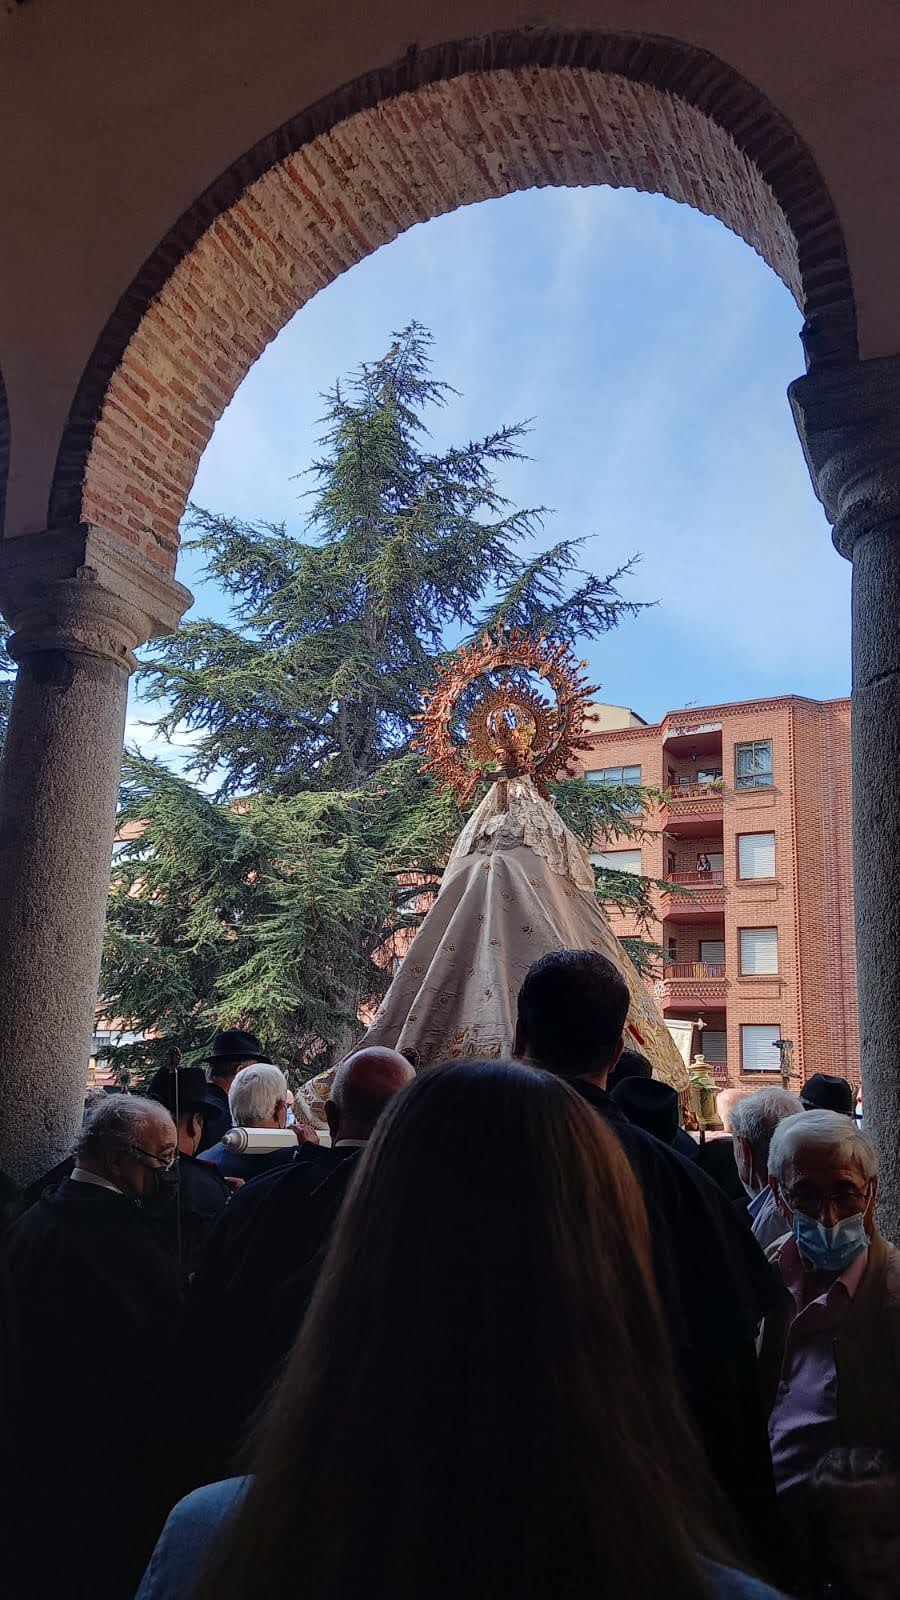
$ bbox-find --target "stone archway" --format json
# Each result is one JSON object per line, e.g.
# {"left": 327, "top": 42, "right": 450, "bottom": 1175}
{"left": 10, "top": 28, "right": 900, "bottom": 1203}
{"left": 50, "top": 29, "right": 855, "bottom": 573}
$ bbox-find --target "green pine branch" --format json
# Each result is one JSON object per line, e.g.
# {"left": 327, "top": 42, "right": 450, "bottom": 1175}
{"left": 104, "top": 324, "right": 656, "bottom": 1077}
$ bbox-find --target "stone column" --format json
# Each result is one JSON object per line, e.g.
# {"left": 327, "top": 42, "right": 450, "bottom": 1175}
{"left": 0, "top": 528, "right": 190, "bottom": 1184}
{"left": 790, "top": 354, "right": 900, "bottom": 1241}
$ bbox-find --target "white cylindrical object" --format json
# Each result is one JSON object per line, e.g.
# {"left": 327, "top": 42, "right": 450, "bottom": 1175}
{"left": 222, "top": 1126, "right": 299, "bottom": 1153}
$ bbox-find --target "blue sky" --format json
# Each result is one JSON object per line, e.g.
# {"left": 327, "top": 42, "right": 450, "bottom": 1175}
{"left": 128, "top": 185, "right": 850, "bottom": 753}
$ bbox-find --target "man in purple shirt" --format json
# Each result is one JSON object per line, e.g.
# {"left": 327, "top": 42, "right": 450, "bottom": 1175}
{"left": 759, "top": 1109, "right": 900, "bottom": 1589}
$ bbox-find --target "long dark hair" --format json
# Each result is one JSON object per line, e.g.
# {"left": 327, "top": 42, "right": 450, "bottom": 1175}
{"left": 201, "top": 1060, "right": 730, "bottom": 1599}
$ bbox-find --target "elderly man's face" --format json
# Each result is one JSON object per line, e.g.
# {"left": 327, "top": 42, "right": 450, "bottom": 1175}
{"left": 112, "top": 1105, "right": 178, "bottom": 1202}
{"left": 772, "top": 1140, "right": 877, "bottom": 1234}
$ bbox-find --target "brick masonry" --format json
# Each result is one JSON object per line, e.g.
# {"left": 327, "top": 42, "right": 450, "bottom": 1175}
{"left": 580, "top": 694, "right": 858, "bottom": 1093}
{"left": 44, "top": 30, "right": 856, "bottom": 568}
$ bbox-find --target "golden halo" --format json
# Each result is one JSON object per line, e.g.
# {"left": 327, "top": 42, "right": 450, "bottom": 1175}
{"left": 412, "top": 629, "right": 598, "bottom": 802}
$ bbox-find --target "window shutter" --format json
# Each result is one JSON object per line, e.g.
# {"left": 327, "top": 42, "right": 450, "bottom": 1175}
{"left": 703, "top": 1030, "right": 727, "bottom": 1065}
{"left": 699, "top": 940, "right": 725, "bottom": 965}
{"left": 738, "top": 832, "right": 775, "bottom": 879}
{"left": 591, "top": 849, "right": 642, "bottom": 875}
{"left": 741, "top": 1024, "right": 781, "bottom": 1071}
{"left": 740, "top": 928, "right": 778, "bottom": 974}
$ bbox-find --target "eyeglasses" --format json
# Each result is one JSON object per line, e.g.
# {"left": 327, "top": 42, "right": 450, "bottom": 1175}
{"left": 126, "top": 1144, "right": 178, "bottom": 1172}
{"left": 782, "top": 1182, "right": 871, "bottom": 1221}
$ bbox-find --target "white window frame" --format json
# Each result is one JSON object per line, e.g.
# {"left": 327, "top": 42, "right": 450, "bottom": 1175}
{"left": 741, "top": 1023, "right": 782, "bottom": 1072}
{"left": 735, "top": 739, "right": 774, "bottom": 789}
{"left": 586, "top": 764, "right": 642, "bottom": 787}
{"left": 591, "top": 848, "right": 642, "bottom": 876}
{"left": 737, "top": 832, "right": 776, "bottom": 880}
{"left": 739, "top": 927, "right": 779, "bottom": 976}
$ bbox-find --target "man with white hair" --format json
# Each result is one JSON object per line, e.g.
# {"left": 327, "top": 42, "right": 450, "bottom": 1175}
{"left": 729, "top": 1087, "right": 804, "bottom": 1247}
{"left": 201, "top": 1062, "right": 297, "bottom": 1180}
{"left": 760, "top": 1110, "right": 900, "bottom": 1512}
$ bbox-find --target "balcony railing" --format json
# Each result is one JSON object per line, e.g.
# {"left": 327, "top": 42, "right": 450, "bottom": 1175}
{"left": 669, "top": 869, "right": 724, "bottom": 887}
{"left": 663, "top": 962, "right": 726, "bottom": 980}
{"left": 666, "top": 781, "right": 723, "bottom": 800}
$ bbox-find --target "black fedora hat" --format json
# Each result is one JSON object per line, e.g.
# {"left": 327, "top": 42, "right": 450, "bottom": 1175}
{"left": 147, "top": 1064, "right": 221, "bottom": 1121}
{"left": 202, "top": 1029, "right": 270, "bottom": 1065}
{"left": 800, "top": 1073, "right": 854, "bottom": 1116}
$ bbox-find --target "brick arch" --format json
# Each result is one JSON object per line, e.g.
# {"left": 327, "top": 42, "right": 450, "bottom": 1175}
{"left": 51, "top": 29, "right": 856, "bottom": 573}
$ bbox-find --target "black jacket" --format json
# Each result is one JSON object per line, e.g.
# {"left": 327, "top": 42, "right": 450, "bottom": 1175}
{"left": 164, "top": 1144, "right": 360, "bottom": 1497}
{"left": 4, "top": 1181, "right": 184, "bottom": 1596}
{"left": 146, "top": 1152, "right": 231, "bottom": 1277}
{"left": 573, "top": 1082, "right": 778, "bottom": 1561}
{"left": 197, "top": 1081, "right": 232, "bottom": 1152}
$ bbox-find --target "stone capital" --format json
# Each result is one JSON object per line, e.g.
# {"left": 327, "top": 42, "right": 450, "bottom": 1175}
{"left": 0, "top": 524, "right": 192, "bottom": 670}
{"left": 789, "top": 354, "right": 900, "bottom": 560}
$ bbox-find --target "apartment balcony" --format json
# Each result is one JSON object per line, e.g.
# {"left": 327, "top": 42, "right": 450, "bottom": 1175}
{"left": 660, "top": 868, "right": 727, "bottom": 919}
{"left": 660, "top": 782, "right": 724, "bottom": 836}
{"left": 660, "top": 961, "right": 728, "bottom": 1008}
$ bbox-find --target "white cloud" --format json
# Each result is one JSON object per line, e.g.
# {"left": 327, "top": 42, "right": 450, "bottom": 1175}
{"left": 175, "top": 185, "right": 848, "bottom": 726}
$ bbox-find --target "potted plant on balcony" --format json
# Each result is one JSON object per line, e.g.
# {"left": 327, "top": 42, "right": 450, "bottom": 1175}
{"left": 688, "top": 1057, "right": 718, "bottom": 1128}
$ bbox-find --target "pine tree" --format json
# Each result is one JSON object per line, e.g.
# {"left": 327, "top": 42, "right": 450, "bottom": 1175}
{"left": 102, "top": 325, "right": 661, "bottom": 1080}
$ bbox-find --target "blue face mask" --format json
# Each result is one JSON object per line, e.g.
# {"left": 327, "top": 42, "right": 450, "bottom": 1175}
{"left": 791, "top": 1208, "right": 871, "bottom": 1273}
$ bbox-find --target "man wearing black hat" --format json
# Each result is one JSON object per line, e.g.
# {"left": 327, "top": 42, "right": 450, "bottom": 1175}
{"left": 800, "top": 1072, "right": 855, "bottom": 1117}
{"left": 199, "top": 1028, "right": 271, "bottom": 1151}
{"left": 610, "top": 1074, "right": 700, "bottom": 1162}
{"left": 147, "top": 1062, "right": 231, "bottom": 1273}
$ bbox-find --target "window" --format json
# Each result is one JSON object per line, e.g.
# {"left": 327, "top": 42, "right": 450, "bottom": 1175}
{"left": 591, "top": 849, "right": 642, "bottom": 876}
{"left": 741, "top": 1023, "right": 781, "bottom": 1072}
{"left": 703, "top": 1030, "right": 727, "bottom": 1066}
{"left": 696, "top": 851, "right": 724, "bottom": 873}
{"left": 696, "top": 768, "right": 722, "bottom": 785}
{"left": 667, "top": 936, "right": 678, "bottom": 962}
{"left": 740, "top": 927, "right": 778, "bottom": 975}
{"left": 699, "top": 940, "right": 725, "bottom": 966}
{"left": 587, "top": 764, "right": 642, "bottom": 787}
{"left": 738, "top": 832, "right": 776, "bottom": 879}
{"left": 735, "top": 740, "right": 773, "bottom": 789}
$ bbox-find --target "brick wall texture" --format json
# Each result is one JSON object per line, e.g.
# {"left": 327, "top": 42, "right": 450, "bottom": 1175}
{"left": 78, "top": 64, "right": 803, "bottom": 570}
{"left": 582, "top": 694, "right": 858, "bottom": 1093}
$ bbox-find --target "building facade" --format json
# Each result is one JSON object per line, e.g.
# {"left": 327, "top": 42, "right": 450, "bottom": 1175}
{"left": 577, "top": 697, "right": 857, "bottom": 1092}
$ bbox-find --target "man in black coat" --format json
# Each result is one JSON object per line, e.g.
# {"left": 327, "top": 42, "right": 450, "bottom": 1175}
{"left": 146, "top": 1062, "right": 231, "bottom": 1274}
{"left": 196, "top": 1028, "right": 272, "bottom": 1150}
{"left": 164, "top": 1046, "right": 416, "bottom": 1497}
{"left": 515, "top": 950, "right": 779, "bottom": 1567}
{"left": 5, "top": 1094, "right": 185, "bottom": 1598}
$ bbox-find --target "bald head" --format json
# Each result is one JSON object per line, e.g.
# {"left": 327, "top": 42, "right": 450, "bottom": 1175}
{"left": 326, "top": 1046, "right": 415, "bottom": 1144}
{"left": 716, "top": 1089, "right": 746, "bottom": 1133}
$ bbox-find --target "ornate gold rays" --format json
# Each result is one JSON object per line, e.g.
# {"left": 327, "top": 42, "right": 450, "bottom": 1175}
{"left": 413, "top": 630, "right": 598, "bottom": 802}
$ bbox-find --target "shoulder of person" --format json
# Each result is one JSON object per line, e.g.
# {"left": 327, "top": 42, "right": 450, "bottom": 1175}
{"left": 182, "top": 1155, "right": 231, "bottom": 1201}
{"left": 703, "top": 1561, "right": 788, "bottom": 1599}
{"left": 198, "top": 1142, "right": 226, "bottom": 1165}
{"left": 136, "top": 1476, "right": 249, "bottom": 1600}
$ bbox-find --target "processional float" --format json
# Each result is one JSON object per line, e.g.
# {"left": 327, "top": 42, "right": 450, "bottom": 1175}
{"left": 301, "top": 631, "right": 686, "bottom": 1120}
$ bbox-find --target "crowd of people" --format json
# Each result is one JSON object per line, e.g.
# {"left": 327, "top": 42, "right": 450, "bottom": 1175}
{"left": 1, "top": 951, "right": 899, "bottom": 1600}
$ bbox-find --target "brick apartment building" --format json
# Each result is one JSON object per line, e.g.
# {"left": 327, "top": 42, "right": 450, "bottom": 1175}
{"left": 576, "top": 696, "right": 858, "bottom": 1092}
